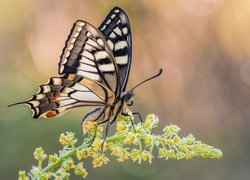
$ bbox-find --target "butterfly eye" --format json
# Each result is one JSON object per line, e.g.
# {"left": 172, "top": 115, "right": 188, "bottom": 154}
{"left": 127, "top": 100, "right": 133, "bottom": 106}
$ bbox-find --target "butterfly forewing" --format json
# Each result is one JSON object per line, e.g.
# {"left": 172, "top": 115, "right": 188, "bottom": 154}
{"left": 58, "top": 20, "right": 120, "bottom": 96}
{"left": 99, "top": 7, "right": 132, "bottom": 92}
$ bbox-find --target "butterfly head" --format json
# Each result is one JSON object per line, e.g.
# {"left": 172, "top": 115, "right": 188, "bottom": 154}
{"left": 123, "top": 91, "right": 134, "bottom": 106}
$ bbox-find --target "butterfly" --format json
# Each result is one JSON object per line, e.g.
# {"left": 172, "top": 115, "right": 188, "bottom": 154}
{"left": 9, "top": 7, "right": 162, "bottom": 135}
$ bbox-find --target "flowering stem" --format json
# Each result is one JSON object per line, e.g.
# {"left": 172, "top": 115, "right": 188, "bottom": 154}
{"left": 40, "top": 134, "right": 91, "bottom": 175}
{"left": 40, "top": 149, "right": 77, "bottom": 174}
{"left": 39, "top": 133, "right": 126, "bottom": 176}
{"left": 20, "top": 114, "right": 222, "bottom": 179}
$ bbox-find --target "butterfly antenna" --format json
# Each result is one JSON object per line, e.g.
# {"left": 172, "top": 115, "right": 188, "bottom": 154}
{"left": 131, "top": 68, "right": 163, "bottom": 91}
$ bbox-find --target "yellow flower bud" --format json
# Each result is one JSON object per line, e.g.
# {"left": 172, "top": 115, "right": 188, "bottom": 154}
{"left": 74, "top": 162, "right": 88, "bottom": 178}
{"left": 173, "top": 136, "right": 180, "bottom": 143}
{"left": 167, "top": 150, "right": 175, "bottom": 159}
{"left": 158, "top": 148, "right": 168, "bottom": 158}
{"left": 91, "top": 138, "right": 102, "bottom": 151}
{"left": 33, "top": 147, "right": 47, "bottom": 161}
{"left": 92, "top": 154, "right": 109, "bottom": 168}
{"left": 49, "top": 154, "right": 58, "bottom": 163}
{"left": 116, "top": 121, "right": 127, "bottom": 132}
{"left": 76, "top": 149, "right": 90, "bottom": 160}
{"left": 59, "top": 132, "right": 77, "bottom": 146}
{"left": 143, "top": 135, "right": 152, "bottom": 145}
{"left": 18, "top": 170, "right": 27, "bottom": 180}
{"left": 125, "top": 132, "right": 135, "bottom": 144}
{"left": 141, "top": 150, "right": 149, "bottom": 161}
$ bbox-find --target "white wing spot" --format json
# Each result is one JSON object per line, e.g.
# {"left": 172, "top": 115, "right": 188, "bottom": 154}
{"left": 115, "top": 41, "right": 127, "bottom": 51}
{"left": 76, "top": 27, "right": 82, "bottom": 32}
{"left": 107, "top": 40, "right": 114, "bottom": 50}
{"left": 61, "top": 58, "right": 68, "bottom": 64}
{"left": 70, "top": 38, "right": 76, "bottom": 44}
{"left": 114, "top": 26, "right": 122, "bottom": 36}
{"left": 65, "top": 51, "right": 70, "bottom": 57}
{"left": 53, "top": 78, "right": 62, "bottom": 85}
{"left": 111, "top": 14, "right": 116, "bottom": 19}
{"left": 110, "top": 32, "right": 116, "bottom": 38}
{"left": 73, "top": 32, "right": 80, "bottom": 38}
{"left": 107, "top": 19, "right": 111, "bottom": 24}
{"left": 97, "top": 38, "right": 104, "bottom": 46}
{"left": 114, "top": 9, "right": 120, "bottom": 13}
{"left": 95, "top": 51, "right": 109, "bottom": 60}
{"left": 81, "top": 50, "right": 94, "bottom": 60}
{"left": 42, "top": 85, "right": 51, "bottom": 93}
{"left": 29, "top": 101, "right": 40, "bottom": 107}
{"left": 59, "top": 66, "right": 64, "bottom": 74}
{"left": 72, "top": 83, "right": 89, "bottom": 91}
{"left": 70, "top": 91, "right": 101, "bottom": 101}
{"left": 99, "top": 64, "right": 115, "bottom": 72}
{"left": 84, "top": 44, "right": 95, "bottom": 52}
{"left": 78, "top": 64, "right": 97, "bottom": 72}
{"left": 77, "top": 21, "right": 85, "bottom": 26}
{"left": 122, "top": 27, "right": 128, "bottom": 34}
{"left": 77, "top": 70, "right": 100, "bottom": 80}
{"left": 59, "top": 99, "right": 77, "bottom": 106}
{"left": 86, "top": 39, "right": 100, "bottom": 49}
{"left": 116, "top": 55, "right": 128, "bottom": 64}
{"left": 68, "top": 44, "right": 74, "bottom": 50}
{"left": 100, "top": 25, "right": 106, "bottom": 31}
{"left": 36, "top": 94, "right": 45, "bottom": 100}
{"left": 80, "top": 57, "right": 95, "bottom": 66}
{"left": 120, "top": 14, "right": 127, "bottom": 22}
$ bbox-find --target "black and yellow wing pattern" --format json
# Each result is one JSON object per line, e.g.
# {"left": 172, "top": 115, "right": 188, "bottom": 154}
{"left": 10, "top": 7, "right": 132, "bottom": 125}
{"left": 58, "top": 20, "right": 120, "bottom": 96}
{"left": 99, "top": 7, "right": 132, "bottom": 92}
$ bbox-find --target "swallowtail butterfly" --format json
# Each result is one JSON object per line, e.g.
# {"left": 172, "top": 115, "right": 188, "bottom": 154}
{"left": 9, "top": 7, "right": 162, "bottom": 134}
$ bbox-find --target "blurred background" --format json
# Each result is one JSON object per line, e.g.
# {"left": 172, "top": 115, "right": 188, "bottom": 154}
{"left": 1, "top": 0, "right": 250, "bottom": 179}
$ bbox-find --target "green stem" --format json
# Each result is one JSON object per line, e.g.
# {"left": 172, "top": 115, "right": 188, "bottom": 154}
{"left": 40, "top": 148, "right": 77, "bottom": 174}
{"left": 39, "top": 133, "right": 126, "bottom": 176}
{"left": 106, "top": 134, "right": 126, "bottom": 143}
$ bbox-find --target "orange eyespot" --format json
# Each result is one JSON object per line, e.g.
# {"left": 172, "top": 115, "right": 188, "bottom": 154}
{"left": 50, "top": 97, "right": 57, "bottom": 102}
{"left": 46, "top": 110, "right": 58, "bottom": 117}
{"left": 55, "top": 92, "right": 61, "bottom": 97}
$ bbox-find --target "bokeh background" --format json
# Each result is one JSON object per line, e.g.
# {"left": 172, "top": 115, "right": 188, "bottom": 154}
{"left": 1, "top": 0, "right": 250, "bottom": 179}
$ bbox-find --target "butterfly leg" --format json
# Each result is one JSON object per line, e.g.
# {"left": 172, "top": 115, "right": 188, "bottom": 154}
{"left": 87, "top": 125, "right": 98, "bottom": 147}
{"left": 121, "top": 112, "right": 136, "bottom": 133}
{"left": 101, "top": 120, "right": 110, "bottom": 152}
{"left": 132, "top": 112, "right": 148, "bottom": 133}
{"left": 133, "top": 112, "right": 143, "bottom": 124}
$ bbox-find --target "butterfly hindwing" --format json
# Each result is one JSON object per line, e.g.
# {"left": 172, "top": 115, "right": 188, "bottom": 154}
{"left": 58, "top": 20, "right": 120, "bottom": 96}
{"left": 22, "top": 74, "right": 115, "bottom": 119}
{"left": 99, "top": 7, "right": 132, "bottom": 92}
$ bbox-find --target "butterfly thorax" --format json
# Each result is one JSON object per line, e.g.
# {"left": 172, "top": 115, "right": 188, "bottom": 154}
{"left": 109, "top": 91, "right": 134, "bottom": 122}
{"left": 81, "top": 91, "right": 132, "bottom": 132}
